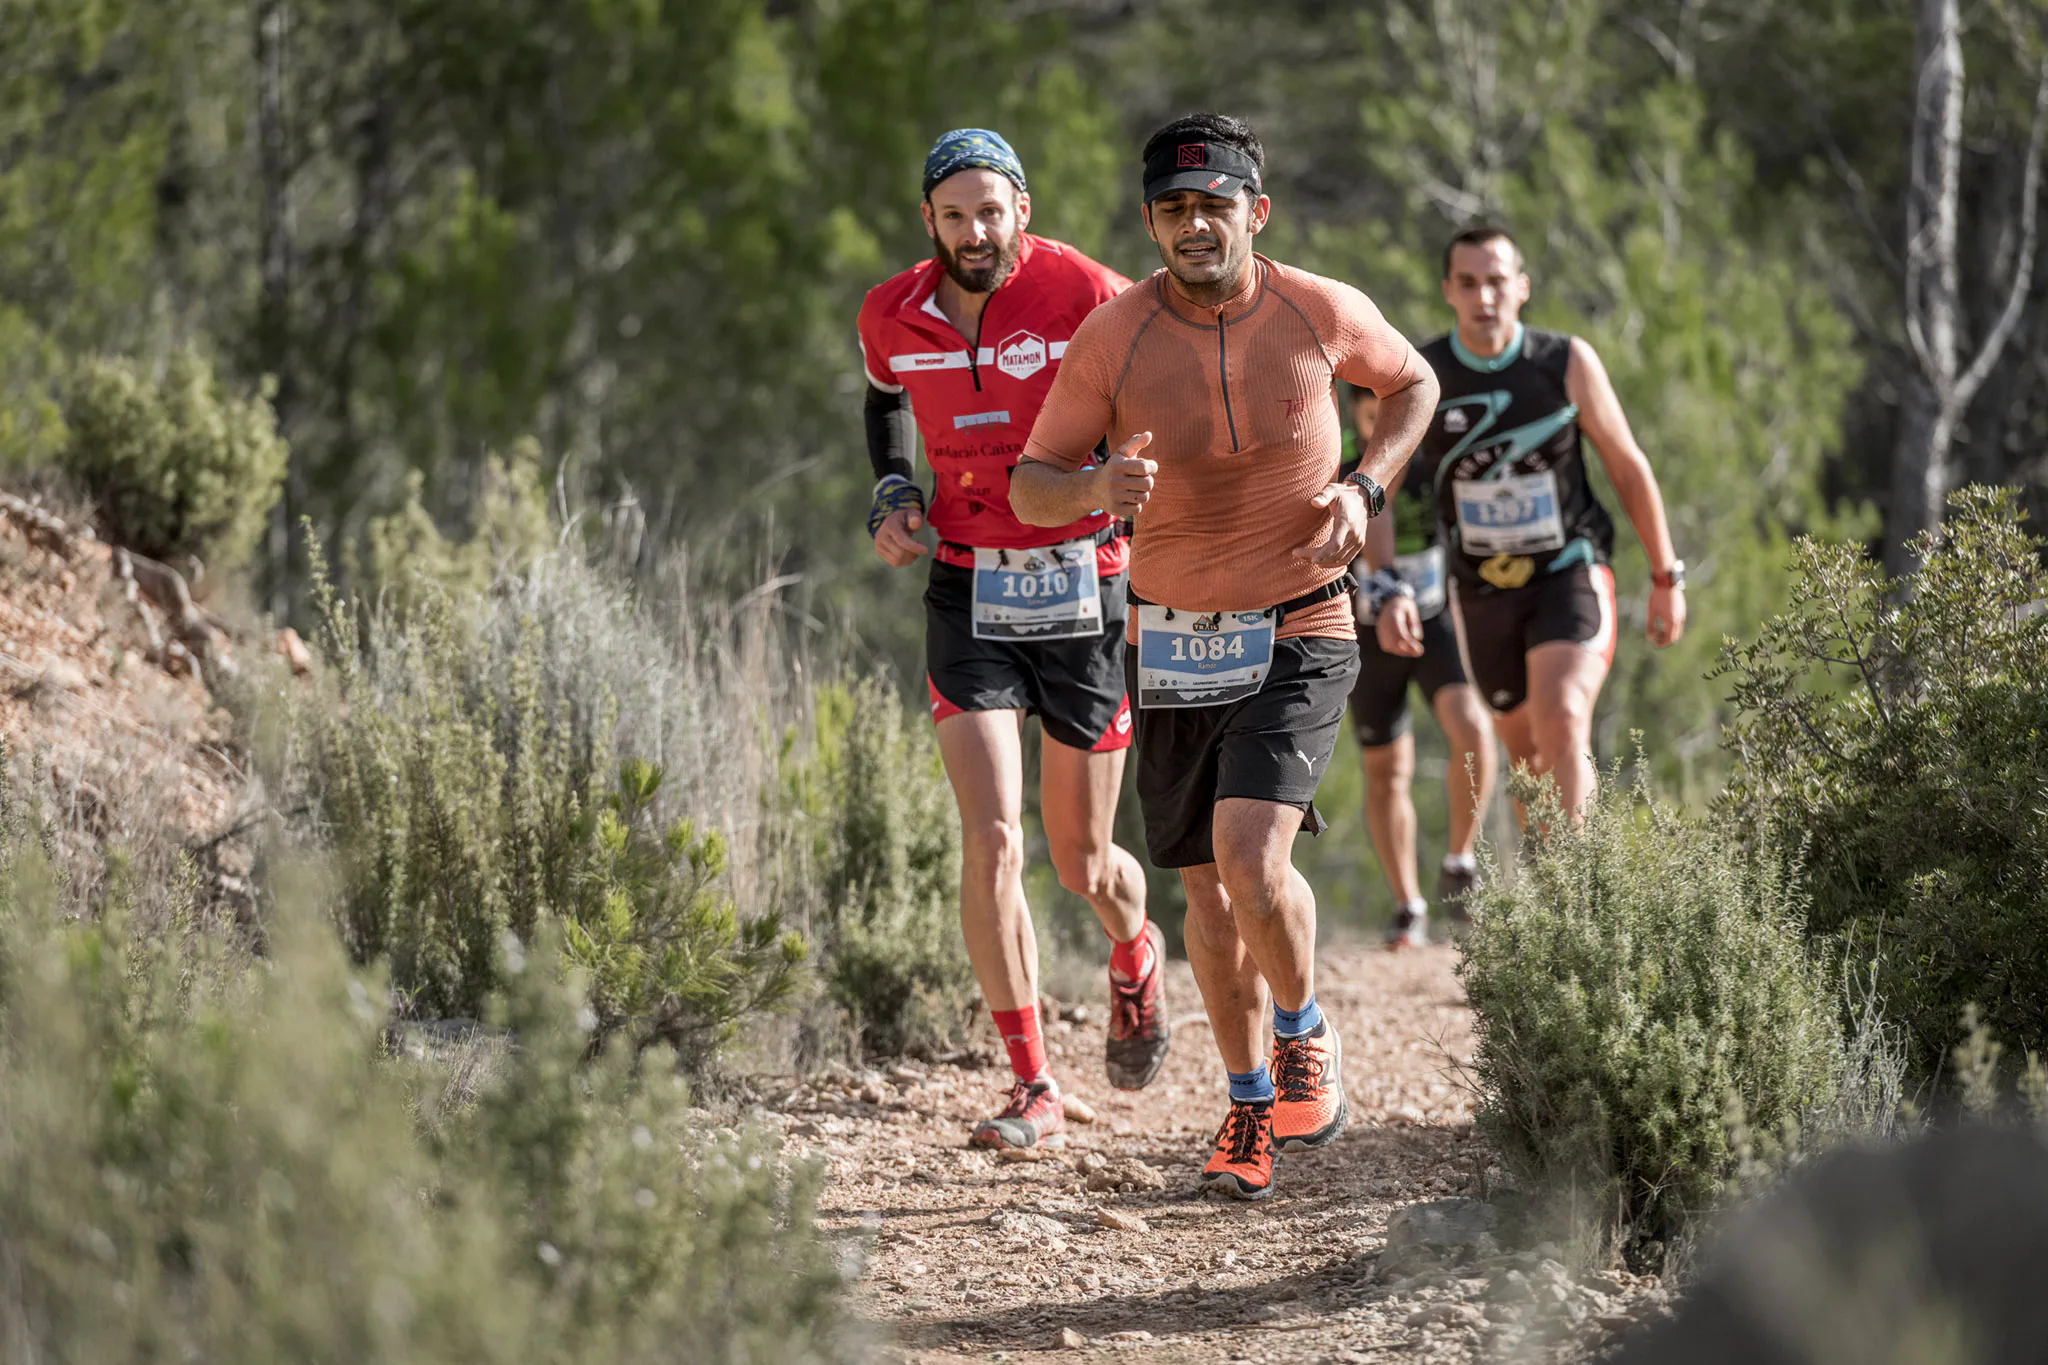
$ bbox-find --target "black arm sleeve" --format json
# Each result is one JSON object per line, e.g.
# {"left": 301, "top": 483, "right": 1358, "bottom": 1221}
{"left": 864, "top": 383, "right": 917, "bottom": 484}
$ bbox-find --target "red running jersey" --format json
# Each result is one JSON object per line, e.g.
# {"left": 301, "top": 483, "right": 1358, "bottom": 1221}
{"left": 857, "top": 234, "right": 1131, "bottom": 569}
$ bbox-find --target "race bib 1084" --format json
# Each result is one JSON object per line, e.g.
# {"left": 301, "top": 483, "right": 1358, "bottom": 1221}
{"left": 1453, "top": 469, "right": 1566, "bottom": 557}
{"left": 1135, "top": 605, "right": 1275, "bottom": 709}
{"left": 971, "top": 537, "right": 1103, "bottom": 640}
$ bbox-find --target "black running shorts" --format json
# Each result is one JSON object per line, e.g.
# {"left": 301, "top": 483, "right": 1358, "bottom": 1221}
{"left": 924, "top": 559, "right": 1134, "bottom": 752}
{"left": 1448, "top": 563, "right": 1616, "bottom": 714}
{"left": 1126, "top": 635, "right": 1359, "bottom": 869}
{"left": 1350, "top": 611, "right": 1470, "bottom": 748}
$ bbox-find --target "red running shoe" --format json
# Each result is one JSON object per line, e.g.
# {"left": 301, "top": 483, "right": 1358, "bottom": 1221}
{"left": 969, "top": 1078, "right": 1066, "bottom": 1150}
{"left": 1199, "top": 1098, "right": 1275, "bottom": 1200}
{"left": 1105, "top": 921, "right": 1171, "bottom": 1091}
{"left": 1271, "top": 1023, "right": 1347, "bottom": 1153}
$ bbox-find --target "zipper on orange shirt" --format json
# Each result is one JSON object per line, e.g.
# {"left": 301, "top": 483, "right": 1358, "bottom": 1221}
{"left": 1217, "top": 312, "right": 1239, "bottom": 451}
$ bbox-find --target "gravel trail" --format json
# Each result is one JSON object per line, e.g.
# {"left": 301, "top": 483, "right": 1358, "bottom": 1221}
{"left": 772, "top": 941, "right": 1668, "bottom": 1362}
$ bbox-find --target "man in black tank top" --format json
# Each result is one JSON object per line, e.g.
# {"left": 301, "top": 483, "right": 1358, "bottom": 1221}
{"left": 1382, "top": 227, "right": 1686, "bottom": 818}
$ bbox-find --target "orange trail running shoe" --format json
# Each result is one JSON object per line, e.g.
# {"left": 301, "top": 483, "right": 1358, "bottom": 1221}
{"left": 1105, "top": 921, "right": 1172, "bottom": 1091}
{"left": 969, "top": 1077, "right": 1066, "bottom": 1150}
{"left": 1200, "top": 1097, "right": 1275, "bottom": 1200}
{"left": 1271, "top": 1023, "right": 1347, "bottom": 1153}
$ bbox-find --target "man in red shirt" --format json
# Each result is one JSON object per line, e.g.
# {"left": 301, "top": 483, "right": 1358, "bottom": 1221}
{"left": 856, "top": 129, "right": 1169, "bottom": 1153}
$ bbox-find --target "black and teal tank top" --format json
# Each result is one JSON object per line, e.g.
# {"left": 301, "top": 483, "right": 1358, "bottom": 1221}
{"left": 1410, "top": 325, "right": 1614, "bottom": 593}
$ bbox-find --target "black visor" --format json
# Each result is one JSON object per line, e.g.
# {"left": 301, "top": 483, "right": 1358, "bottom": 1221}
{"left": 1143, "top": 138, "right": 1261, "bottom": 203}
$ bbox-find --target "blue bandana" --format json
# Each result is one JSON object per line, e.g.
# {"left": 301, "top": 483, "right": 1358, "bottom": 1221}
{"left": 922, "top": 128, "right": 1027, "bottom": 197}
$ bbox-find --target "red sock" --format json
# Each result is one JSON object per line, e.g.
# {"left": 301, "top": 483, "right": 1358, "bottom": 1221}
{"left": 1109, "top": 922, "right": 1155, "bottom": 983}
{"left": 990, "top": 1005, "right": 1049, "bottom": 1084}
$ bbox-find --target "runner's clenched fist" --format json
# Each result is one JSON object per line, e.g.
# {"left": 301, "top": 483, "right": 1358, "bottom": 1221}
{"left": 1103, "top": 431, "right": 1157, "bottom": 517}
{"left": 872, "top": 507, "right": 930, "bottom": 566}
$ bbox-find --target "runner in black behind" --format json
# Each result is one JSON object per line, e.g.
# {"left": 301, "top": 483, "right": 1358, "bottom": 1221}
{"left": 1391, "top": 226, "right": 1686, "bottom": 819}
{"left": 1340, "top": 385, "right": 1494, "bottom": 946}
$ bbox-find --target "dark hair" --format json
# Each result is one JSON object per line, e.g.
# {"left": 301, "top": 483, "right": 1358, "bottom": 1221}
{"left": 1346, "top": 381, "right": 1378, "bottom": 406}
{"left": 1142, "top": 113, "right": 1265, "bottom": 196}
{"left": 1441, "top": 225, "right": 1524, "bottom": 279}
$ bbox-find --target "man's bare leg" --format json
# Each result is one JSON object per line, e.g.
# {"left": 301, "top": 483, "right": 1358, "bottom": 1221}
{"left": 1496, "top": 643, "right": 1608, "bottom": 823}
{"left": 1179, "top": 865, "right": 1264, "bottom": 1075}
{"left": 1432, "top": 683, "right": 1496, "bottom": 856}
{"left": 1361, "top": 734, "right": 1422, "bottom": 904}
{"left": 1038, "top": 736, "right": 1145, "bottom": 942}
{"left": 935, "top": 708, "right": 1035, "bottom": 1011}
{"left": 1210, "top": 797, "right": 1315, "bottom": 1011}
{"left": 1041, "top": 733, "right": 1168, "bottom": 1089}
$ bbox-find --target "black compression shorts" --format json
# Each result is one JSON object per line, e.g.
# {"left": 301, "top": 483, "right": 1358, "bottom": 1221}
{"left": 1448, "top": 564, "right": 1616, "bottom": 714}
{"left": 923, "top": 559, "right": 1133, "bottom": 751}
{"left": 1126, "top": 635, "right": 1358, "bottom": 868}
{"left": 1350, "top": 611, "right": 1469, "bottom": 748}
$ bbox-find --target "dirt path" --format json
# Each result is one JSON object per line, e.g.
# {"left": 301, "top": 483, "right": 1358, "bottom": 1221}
{"left": 768, "top": 941, "right": 1667, "bottom": 1362}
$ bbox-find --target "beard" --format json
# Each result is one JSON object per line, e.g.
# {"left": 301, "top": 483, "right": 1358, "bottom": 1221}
{"left": 934, "top": 227, "right": 1023, "bottom": 294}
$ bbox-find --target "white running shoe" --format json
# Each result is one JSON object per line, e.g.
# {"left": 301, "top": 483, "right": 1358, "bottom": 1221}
{"left": 1384, "top": 900, "right": 1429, "bottom": 950}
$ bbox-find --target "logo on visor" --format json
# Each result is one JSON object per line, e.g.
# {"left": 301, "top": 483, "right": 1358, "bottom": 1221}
{"left": 1177, "top": 143, "right": 1207, "bottom": 168}
{"left": 1208, "top": 175, "right": 1228, "bottom": 190}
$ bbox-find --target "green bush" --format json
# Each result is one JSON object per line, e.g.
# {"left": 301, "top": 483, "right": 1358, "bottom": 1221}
{"left": 60, "top": 347, "right": 286, "bottom": 567}
{"left": 0, "top": 857, "right": 859, "bottom": 1362}
{"left": 348, "top": 440, "right": 554, "bottom": 610}
{"left": 794, "top": 676, "right": 971, "bottom": 1057}
{"left": 1718, "top": 486, "right": 2048, "bottom": 1076}
{"left": 1460, "top": 769, "right": 1844, "bottom": 1257}
{"left": 279, "top": 537, "right": 804, "bottom": 1061}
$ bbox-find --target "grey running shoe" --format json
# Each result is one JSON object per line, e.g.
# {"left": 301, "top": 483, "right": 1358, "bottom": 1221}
{"left": 1436, "top": 862, "right": 1480, "bottom": 924}
{"left": 1105, "top": 921, "right": 1171, "bottom": 1090}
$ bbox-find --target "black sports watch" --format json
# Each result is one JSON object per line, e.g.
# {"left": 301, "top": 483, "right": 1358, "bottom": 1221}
{"left": 1342, "top": 470, "right": 1386, "bottom": 518}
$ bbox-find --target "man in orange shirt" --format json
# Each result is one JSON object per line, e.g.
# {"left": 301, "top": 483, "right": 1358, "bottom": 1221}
{"left": 1012, "top": 114, "right": 1438, "bottom": 1200}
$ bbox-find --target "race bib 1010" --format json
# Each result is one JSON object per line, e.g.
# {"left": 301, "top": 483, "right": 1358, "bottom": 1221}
{"left": 971, "top": 537, "right": 1103, "bottom": 640}
{"left": 1135, "top": 605, "right": 1275, "bottom": 709}
{"left": 1453, "top": 469, "right": 1566, "bottom": 557}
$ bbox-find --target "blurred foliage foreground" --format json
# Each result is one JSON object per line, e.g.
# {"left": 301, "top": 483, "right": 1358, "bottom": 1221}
{"left": 0, "top": 776, "right": 863, "bottom": 1365}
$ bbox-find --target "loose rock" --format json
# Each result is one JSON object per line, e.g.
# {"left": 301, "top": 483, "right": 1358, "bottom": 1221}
{"left": 1096, "top": 1208, "right": 1149, "bottom": 1234}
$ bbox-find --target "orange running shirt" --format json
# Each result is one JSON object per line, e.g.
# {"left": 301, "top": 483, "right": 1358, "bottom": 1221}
{"left": 1021, "top": 255, "right": 1419, "bottom": 639}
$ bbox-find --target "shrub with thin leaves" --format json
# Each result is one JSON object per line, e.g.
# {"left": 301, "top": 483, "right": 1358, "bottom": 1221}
{"left": 0, "top": 848, "right": 859, "bottom": 1363}
{"left": 59, "top": 347, "right": 286, "bottom": 567}
{"left": 1460, "top": 768, "right": 1844, "bottom": 1256}
{"left": 793, "top": 676, "right": 971, "bottom": 1057}
{"left": 274, "top": 534, "right": 806, "bottom": 1061}
{"left": 1718, "top": 486, "right": 2048, "bottom": 1076}
{"left": 566, "top": 759, "right": 805, "bottom": 1068}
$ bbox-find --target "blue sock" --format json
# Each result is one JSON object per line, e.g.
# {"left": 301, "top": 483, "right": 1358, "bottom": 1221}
{"left": 1228, "top": 1064, "right": 1275, "bottom": 1105}
{"left": 1274, "top": 995, "right": 1323, "bottom": 1039}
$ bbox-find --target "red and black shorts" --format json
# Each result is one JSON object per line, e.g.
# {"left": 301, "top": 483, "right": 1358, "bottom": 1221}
{"left": 923, "top": 558, "right": 1133, "bottom": 752}
{"left": 1448, "top": 563, "right": 1616, "bottom": 714}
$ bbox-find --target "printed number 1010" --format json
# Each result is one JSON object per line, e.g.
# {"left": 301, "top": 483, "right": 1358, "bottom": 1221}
{"left": 1001, "top": 571, "right": 1071, "bottom": 600}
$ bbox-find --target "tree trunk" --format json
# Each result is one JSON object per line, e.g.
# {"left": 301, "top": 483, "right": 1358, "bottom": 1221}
{"left": 1888, "top": 372, "right": 1956, "bottom": 572}
{"left": 256, "top": 0, "right": 297, "bottom": 616}
{"left": 1888, "top": 0, "right": 1966, "bottom": 577}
